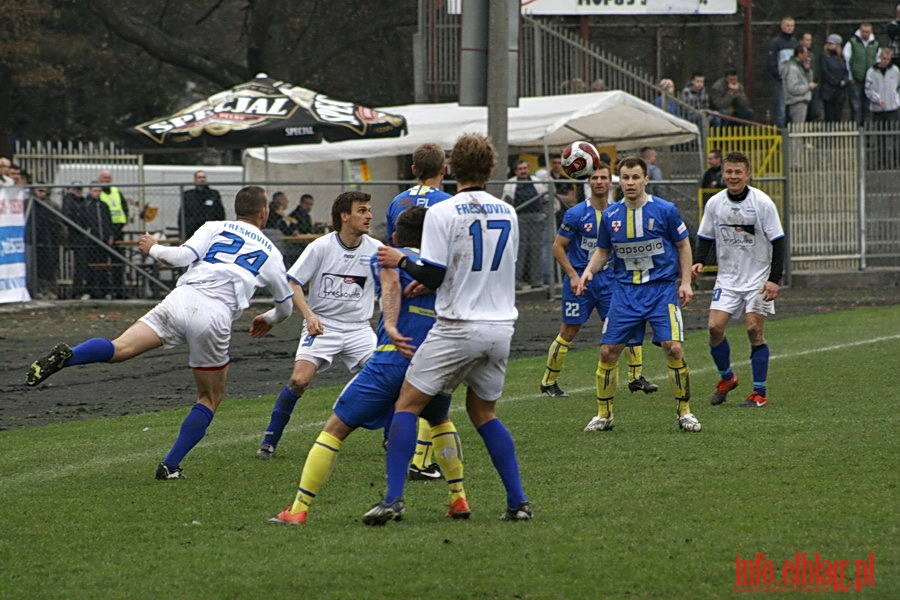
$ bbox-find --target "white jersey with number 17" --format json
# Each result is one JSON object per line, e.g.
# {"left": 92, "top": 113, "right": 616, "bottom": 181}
{"left": 419, "top": 189, "right": 518, "bottom": 322}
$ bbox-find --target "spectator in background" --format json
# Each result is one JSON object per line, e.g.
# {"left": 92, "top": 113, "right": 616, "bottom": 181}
{"left": 264, "top": 191, "right": 302, "bottom": 268}
{"left": 681, "top": 72, "right": 711, "bottom": 126}
{"left": 561, "top": 77, "right": 588, "bottom": 94}
{"left": 96, "top": 170, "right": 130, "bottom": 298}
{"left": 800, "top": 32, "right": 822, "bottom": 121}
{"left": 888, "top": 4, "right": 900, "bottom": 68}
{"left": 780, "top": 44, "right": 817, "bottom": 125}
{"left": 545, "top": 153, "right": 577, "bottom": 225}
{"left": 0, "top": 157, "right": 13, "bottom": 186}
{"left": 820, "top": 34, "right": 850, "bottom": 122}
{"left": 653, "top": 79, "right": 681, "bottom": 116}
{"left": 710, "top": 67, "right": 755, "bottom": 122}
{"left": 641, "top": 147, "right": 665, "bottom": 198}
{"left": 266, "top": 192, "right": 300, "bottom": 234}
{"left": 25, "top": 175, "right": 66, "bottom": 299}
{"left": 866, "top": 48, "right": 900, "bottom": 121}
{"left": 96, "top": 170, "right": 129, "bottom": 244}
{"left": 179, "top": 170, "right": 225, "bottom": 238}
{"left": 289, "top": 193, "right": 315, "bottom": 234}
{"left": 844, "top": 23, "right": 880, "bottom": 125}
{"left": 64, "top": 182, "right": 113, "bottom": 300}
{"left": 591, "top": 79, "right": 606, "bottom": 92}
{"left": 767, "top": 16, "right": 798, "bottom": 128}
{"left": 503, "top": 159, "right": 550, "bottom": 290}
{"left": 865, "top": 48, "right": 900, "bottom": 168}
{"left": 701, "top": 149, "right": 724, "bottom": 189}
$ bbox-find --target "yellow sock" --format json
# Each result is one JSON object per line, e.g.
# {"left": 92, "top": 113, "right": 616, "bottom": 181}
{"left": 290, "top": 430, "right": 341, "bottom": 514}
{"left": 625, "top": 345, "right": 643, "bottom": 382}
{"left": 410, "top": 418, "right": 433, "bottom": 470}
{"left": 430, "top": 421, "right": 466, "bottom": 503}
{"left": 541, "top": 334, "right": 571, "bottom": 386}
{"left": 666, "top": 358, "right": 692, "bottom": 416}
{"left": 595, "top": 360, "right": 618, "bottom": 418}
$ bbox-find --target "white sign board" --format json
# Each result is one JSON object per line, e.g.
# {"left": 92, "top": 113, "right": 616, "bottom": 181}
{"left": 449, "top": 0, "right": 736, "bottom": 15}
{"left": 0, "top": 185, "right": 31, "bottom": 303}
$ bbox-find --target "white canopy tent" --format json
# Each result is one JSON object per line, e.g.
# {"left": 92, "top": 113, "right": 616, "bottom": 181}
{"left": 245, "top": 90, "right": 699, "bottom": 167}
{"left": 243, "top": 91, "right": 700, "bottom": 238}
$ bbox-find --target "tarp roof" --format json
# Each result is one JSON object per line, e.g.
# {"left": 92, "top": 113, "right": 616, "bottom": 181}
{"left": 244, "top": 90, "right": 698, "bottom": 165}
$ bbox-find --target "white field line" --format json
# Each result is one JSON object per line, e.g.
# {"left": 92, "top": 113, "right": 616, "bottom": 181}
{"left": 3, "top": 333, "right": 898, "bottom": 488}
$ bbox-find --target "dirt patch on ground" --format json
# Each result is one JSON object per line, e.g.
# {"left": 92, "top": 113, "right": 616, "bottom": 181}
{"left": 1, "top": 284, "right": 896, "bottom": 431}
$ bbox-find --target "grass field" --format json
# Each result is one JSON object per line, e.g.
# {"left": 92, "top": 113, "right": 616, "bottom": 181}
{"left": 1, "top": 305, "right": 897, "bottom": 599}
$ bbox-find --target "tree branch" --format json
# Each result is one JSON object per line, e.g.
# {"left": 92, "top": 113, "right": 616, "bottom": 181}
{"left": 84, "top": 0, "right": 249, "bottom": 88}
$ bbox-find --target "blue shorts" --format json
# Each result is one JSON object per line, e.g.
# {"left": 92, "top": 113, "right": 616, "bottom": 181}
{"left": 333, "top": 362, "right": 451, "bottom": 430}
{"left": 602, "top": 280, "right": 684, "bottom": 346}
{"left": 561, "top": 274, "right": 610, "bottom": 325}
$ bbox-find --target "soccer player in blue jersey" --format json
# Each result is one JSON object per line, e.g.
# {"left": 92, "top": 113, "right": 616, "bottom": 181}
{"left": 540, "top": 162, "right": 658, "bottom": 398}
{"left": 385, "top": 143, "right": 453, "bottom": 481}
{"left": 577, "top": 156, "right": 701, "bottom": 433}
{"left": 385, "top": 143, "right": 452, "bottom": 242}
{"left": 269, "top": 207, "right": 469, "bottom": 525}
{"left": 25, "top": 187, "right": 295, "bottom": 479}
{"left": 365, "top": 133, "right": 531, "bottom": 525}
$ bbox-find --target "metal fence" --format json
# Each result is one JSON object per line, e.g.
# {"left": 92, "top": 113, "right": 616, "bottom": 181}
{"left": 13, "top": 118, "right": 898, "bottom": 302}
{"left": 416, "top": 5, "right": 701, "bottom": 121}
{"left": 786, "top": 121, "right": 900, "bottom": 271}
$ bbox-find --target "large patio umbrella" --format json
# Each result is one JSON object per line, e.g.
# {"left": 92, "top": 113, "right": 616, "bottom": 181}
{"left": 124, "top": 74, "right": 407, "bottom": 151}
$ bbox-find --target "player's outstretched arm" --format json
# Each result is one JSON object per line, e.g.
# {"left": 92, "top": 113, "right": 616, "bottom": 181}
{"left": 250, "top": 298, "right": 292, "bottom": 338}
{"left": 289, "top": 280, "right": 324, "bottom": 335}
{"left": 249, "top": 315, "right": 274, "bottom": 338}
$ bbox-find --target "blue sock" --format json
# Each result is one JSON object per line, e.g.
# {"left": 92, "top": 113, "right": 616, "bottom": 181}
{"left": 710, "top": 337, "right": 732, "bottom": 379}
{"left": 67, "top": 338, "right": 115, "bottom": 366}
{"left": 750, "top": 344, "right": 769, "bottom": 396}
{"left": 384, "top": 411, "right": 417, "bottom": 503}
{"left": 163, "top": 403, "right": 214, "bottom": 468}
{"left": 261, "top": 387, "right": 301, "bottom": 447}
{"left": 477, "top": 418, "right": 527, "bottom": 509}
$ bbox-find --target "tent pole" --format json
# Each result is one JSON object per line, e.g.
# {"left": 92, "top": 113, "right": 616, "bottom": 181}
{"left": 543, "top": 137, "right": 557, "bottom": 301}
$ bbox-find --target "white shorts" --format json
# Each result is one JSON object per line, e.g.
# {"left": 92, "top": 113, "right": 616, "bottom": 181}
{"left": 710, "top": 287, "right": 775, "bottom": 317}
{"left": 140, "top": 285, "right": 233, "bottom": 368}
{"left": 294, "top": 321, "right": 376, "bottom": 374}
{"left": 405, "top": 319, "right": 514, "bottom": 401}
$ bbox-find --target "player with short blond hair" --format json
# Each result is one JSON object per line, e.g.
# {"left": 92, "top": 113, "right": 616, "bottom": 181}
{"left": 365, "top": 133, "right": 531, "bottom": 524}
{"left": 26, "top": 186, "right": 294, "bottom": 479}
{"left": 692, "top": 151, "right": 785, "bottom": 407}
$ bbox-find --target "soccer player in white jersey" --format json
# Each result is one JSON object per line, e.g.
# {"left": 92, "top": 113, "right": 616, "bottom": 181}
{"left": 25, "top": 187, "right": 294, "bottom": 479}
{"left": 364, "top": 133, "right": 532, "bottom": 525}
{"left": 577, "top": 156, "right": 700, "bottom": 433}
{"left": 691, "top": 151, "right": 785, "bottom": 408}
{"left": 268, "top": 207, "right": 470, "bottom": 525}
{"left": 256, "top": 191, "right": 382, "bottom": 459}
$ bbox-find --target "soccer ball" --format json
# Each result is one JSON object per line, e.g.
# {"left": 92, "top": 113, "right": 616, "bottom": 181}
{"left": 561, "top": 141, "right": 601, "bottom": 180}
